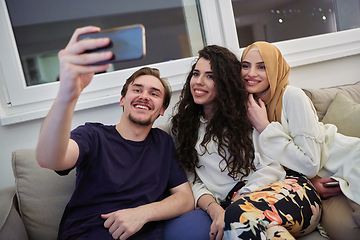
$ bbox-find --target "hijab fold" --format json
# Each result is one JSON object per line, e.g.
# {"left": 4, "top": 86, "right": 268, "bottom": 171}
{"left": 241, "top": 41, "right": 290, "bottom": 123}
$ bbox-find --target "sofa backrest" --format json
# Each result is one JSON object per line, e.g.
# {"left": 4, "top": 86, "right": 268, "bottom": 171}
{"left": 12, "top": 149, "right": 76, "bottom": 240}
{"left": 302, "top": 81, "right": 360, "bottom": 138}
{"left": 302, "top": 81, "right": 360, "bottom": 121}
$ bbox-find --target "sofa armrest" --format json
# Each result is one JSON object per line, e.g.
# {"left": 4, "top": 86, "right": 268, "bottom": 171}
{"left": 0, "top": 186, "right": 28, "bottom": 240}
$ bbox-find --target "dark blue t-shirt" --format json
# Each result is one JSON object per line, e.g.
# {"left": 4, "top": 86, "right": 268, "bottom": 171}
{"left": 57, "top": 123, "right": 187, "bottom": 240}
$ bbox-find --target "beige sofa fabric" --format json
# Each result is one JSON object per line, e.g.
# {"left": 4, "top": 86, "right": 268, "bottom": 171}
{"left": 303, "top": 82, "right": 360, "bottom": 240}
{"left": 302, "top": 81, "right": 360, "bottom": 121}
{"left": 322, "top": 92, "right": 360, "bottom": 138}
{"left": 0, "top": 186, "right": 28, "bottom": 240}
{"left": 12, "top": 149, "right": 76, "bottom": 240}
{"left": 321, "top": 194, "right": 360, "bottom": 240}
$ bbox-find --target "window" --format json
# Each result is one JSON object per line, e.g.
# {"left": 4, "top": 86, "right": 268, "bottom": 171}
{"left": 232, "top": 0, "right": 360, "bottom": 47}
{"left": 1, "top": 0, "right": 359, "bottom": 125}
{"left": 0, "top": 0, "right": 205, "bottom": 108}
{"left": 6, "top": 0, "right": 205, "bottom": 87}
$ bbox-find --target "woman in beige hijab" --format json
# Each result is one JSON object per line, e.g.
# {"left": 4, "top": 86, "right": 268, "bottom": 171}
{"left": 223, "top": 42, "right": 323, "bottom": 239}
{"left": 231, "top": 41, "right": 360, "bottom": 240}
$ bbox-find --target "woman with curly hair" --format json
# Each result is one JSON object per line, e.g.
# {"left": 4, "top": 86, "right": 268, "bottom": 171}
{"left": 165, "top": 45, "right": 320, "bottom": 240}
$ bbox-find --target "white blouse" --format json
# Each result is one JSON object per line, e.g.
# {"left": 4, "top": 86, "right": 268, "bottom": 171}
{"left": 188, "top": 117, "right": 286, "bottom": 206}
{"left": 257, "top": 85, "right": 360, "bottom": 205}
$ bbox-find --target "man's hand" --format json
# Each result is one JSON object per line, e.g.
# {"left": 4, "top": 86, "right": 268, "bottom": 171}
{"left": 101, "top": 207, "right": 147, "bottom": 240}
{"left": 247, "top": 94, "right": 270, "bottom": 133}
{"left": 57, "top": 26, "right": 113, "bottom": 102}
{"left": 310, "top": 177, "right": 342, "bottom": 199}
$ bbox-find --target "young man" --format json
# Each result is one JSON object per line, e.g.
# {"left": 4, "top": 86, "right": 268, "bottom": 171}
{"left": 35, "top": 26, "right": 194, "bottom": 240}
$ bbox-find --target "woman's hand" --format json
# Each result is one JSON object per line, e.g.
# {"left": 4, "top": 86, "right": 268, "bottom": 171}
{"left": 207, "top": 203, "right": 225, "bottom": 240}
{"left": 198, "top": 195, "right": 225, "bottom": 239}
{"left": 310, "top": 176, "right": 342, "bottom": 199}
{"left": 247, "top": 94, "right": 270, "bottom": 133}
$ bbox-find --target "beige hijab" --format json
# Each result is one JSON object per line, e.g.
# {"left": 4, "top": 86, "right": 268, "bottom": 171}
{"left": 241, "top": 41, "right": 290, "bottom": 123}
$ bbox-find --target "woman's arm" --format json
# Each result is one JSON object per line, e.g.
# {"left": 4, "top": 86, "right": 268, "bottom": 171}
{"left": 238, "top": 147, "right": 286, "bottom": 195}
{"left": 186, "top": 171, "right": 216, "bottom": 207}
{"left": 258, "top": 86, "right": 325, "bottom": 177}
{"left": 198, "top": 194, "right": 224, "bottom": 240}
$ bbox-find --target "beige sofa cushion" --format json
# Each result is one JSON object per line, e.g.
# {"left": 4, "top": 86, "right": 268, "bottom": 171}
{"left": 321, "top": 194, "right": 360, "bottom": 240}
{"left": 12, "top": 149, "right": 76, "bottom": 240}
{"left": 302, "top": 81, "right": 360, "bottom": 121}
{"left": 322, "top": 92, "right": 360, "bottom": 138}
{"left": 0, "top": 186, "right": 28, "bottom": 240}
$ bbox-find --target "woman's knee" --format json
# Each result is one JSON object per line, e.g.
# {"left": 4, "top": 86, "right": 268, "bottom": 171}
{"left": 224, "top": 199, "right": 247, "bottom": 230}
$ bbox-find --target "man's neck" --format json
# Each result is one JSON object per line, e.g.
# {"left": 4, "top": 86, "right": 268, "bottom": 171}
{"left": 116, "top": 119, "right": 152, "bottom": 142}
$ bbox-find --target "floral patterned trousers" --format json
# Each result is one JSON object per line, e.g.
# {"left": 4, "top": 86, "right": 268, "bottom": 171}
{"left": 224, "top": 170, "right": 322, "bottom": 240}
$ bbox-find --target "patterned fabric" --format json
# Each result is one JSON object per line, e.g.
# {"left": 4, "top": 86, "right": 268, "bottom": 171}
{"left": 224, "top": 170, "right": 322, "bottom": 240}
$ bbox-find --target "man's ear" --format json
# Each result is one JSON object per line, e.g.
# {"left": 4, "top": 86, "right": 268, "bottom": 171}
{"left": 159, "top": 106, "right": 166, "bottom": 116}
{"left": 119, "top": 96, "right": 124, "bottom": 107}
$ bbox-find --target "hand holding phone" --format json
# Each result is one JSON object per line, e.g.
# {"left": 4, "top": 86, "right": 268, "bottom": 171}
{"left": 77, "top": 24, "right": 146, "bottom": 65}
{"left": 323, "top": 181, "right": 340, "bottom": 188}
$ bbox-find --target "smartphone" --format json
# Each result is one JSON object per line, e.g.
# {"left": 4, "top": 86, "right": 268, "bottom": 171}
{"left": 77, "top": 24, "right": 146, "bottom": 65}
{"left": 323, "top": 181, "right": 339, "bottom": 188}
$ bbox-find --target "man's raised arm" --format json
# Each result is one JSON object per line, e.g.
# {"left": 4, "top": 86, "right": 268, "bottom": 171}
{"left": 36, "top": 26, "right": 113, "bottom": 171}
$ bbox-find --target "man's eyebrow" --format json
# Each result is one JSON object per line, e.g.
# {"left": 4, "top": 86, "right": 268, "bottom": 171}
{"left": 132, "top": 83, "right": 163, "bottom": 94}
{"left": 150, "top": 87, "right": 163, "bottom": 94}
{"left": 132, "top": 83, "right": 143, "bottom": 88}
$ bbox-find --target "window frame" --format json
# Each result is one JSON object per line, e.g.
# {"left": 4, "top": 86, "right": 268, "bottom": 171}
{"left": 1, "top": 0, "right": 360, "bottom": 125}
{"left": 0, "top": 0, "right": 218, "bottom": 125}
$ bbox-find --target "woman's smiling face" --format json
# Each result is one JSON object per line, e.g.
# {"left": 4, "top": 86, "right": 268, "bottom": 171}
{"left": 190, "top": 57, "right": 217, "bottom": 118}
{"left": 241, "top": 49, "right": 269, "bottom": 98}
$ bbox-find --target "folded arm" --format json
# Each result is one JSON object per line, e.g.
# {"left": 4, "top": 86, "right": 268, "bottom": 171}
{"left": 258, "top": 87, "right": 325, "bottom": 178}
{"left": 101, "top": 182, "right": 194, "bottom": 240}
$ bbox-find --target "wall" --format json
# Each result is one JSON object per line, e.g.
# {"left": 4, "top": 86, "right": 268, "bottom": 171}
{"left": 289, "top": 54, "right": 360, "bottom": 88}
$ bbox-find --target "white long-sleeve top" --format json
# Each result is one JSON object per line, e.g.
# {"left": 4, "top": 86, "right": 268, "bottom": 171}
{"left": 186, "top": 117, "right": 286, "bottom": 206}
{"left": 257, "top": 85, "right": 360, "bottom": 205}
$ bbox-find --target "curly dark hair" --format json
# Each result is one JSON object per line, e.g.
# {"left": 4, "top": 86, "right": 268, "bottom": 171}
{"left": 171, "top": 45, "right": 255, "bottom": 181}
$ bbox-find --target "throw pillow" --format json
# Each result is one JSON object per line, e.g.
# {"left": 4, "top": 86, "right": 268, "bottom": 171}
{"left": 302, "top": 81, "right": 360, "bottom": 121}
{"left": 322, "top": 92, "right": 360, "bottom": 138}
{"left": 12, "top": 149, "right": 76, "bottom": 240}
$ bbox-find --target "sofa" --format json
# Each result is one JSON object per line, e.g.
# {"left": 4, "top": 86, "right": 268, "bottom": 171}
{"left": 1, "top": 81, "right": 360, "bottom": 240}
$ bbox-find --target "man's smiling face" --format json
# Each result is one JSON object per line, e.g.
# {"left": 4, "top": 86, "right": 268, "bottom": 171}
{"left": 120, "top": 75, "right": 166, "bottom": 126}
